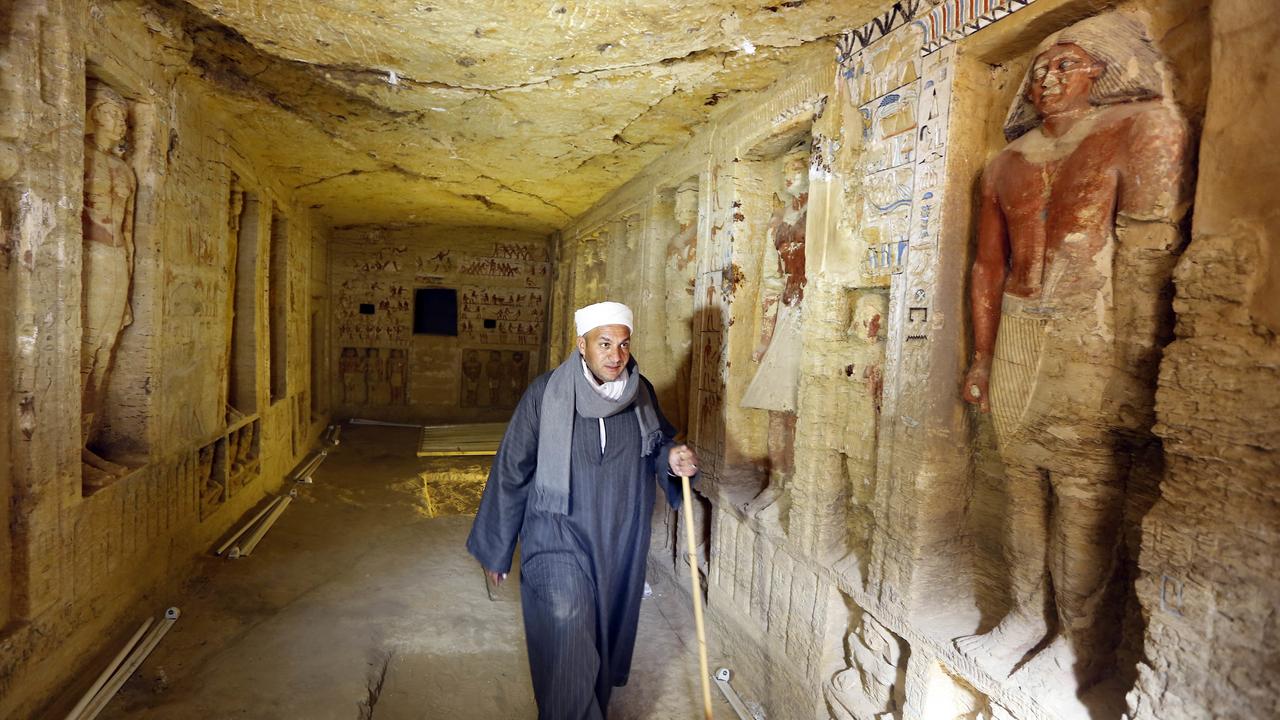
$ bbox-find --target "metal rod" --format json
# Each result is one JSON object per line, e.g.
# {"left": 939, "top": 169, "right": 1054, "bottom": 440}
{"left": 713, "top": 668, "right": 753, "bottom": 720}
{"left": 64, "top": 617, "right": 154, "bottom": 720}
{"left": 215, "top": 496, "right": 281, "bottom": 556}
{"left": 79, "top": 608, "right": 180, "bottom": 720}
{"left": 235, "top": 495, "right": 292, "bottom": 557}
{"left": 681, "top": 475, "right": 714, "bottom": 720}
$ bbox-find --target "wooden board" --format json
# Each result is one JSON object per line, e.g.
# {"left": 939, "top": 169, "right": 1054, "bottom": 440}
{"left": 416, "top": 422, "right": 508, "bottom": 457}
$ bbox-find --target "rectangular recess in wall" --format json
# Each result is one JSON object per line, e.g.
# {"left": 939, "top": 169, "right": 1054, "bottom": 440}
{"left": 413, "top": 288, "right": 458, "bottom": 336}
{"left": 228, "top": 190, "right": 260, "bottom": 415}
{"left": 268, "top": 207, "right": 289, "bottom": 403}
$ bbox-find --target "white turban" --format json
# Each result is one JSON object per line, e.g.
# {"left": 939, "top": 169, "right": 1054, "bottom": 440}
{"left": 575, "top": 301, "right": 633, "bottom": 337}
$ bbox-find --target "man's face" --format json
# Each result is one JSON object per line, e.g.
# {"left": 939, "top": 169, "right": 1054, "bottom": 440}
{"left": 577, "top": 324, "right": 631, "bottom": 383}
{"left": 1028, "top": 43, "right": 1103, "bottom": 118}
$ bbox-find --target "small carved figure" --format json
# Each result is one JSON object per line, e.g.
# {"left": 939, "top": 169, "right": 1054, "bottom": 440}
{"left": 461, "top": 350, "right": 483, "bottom": 407}
{"left": 956, "top": 13, "right": 1191, "bottom": 686}
{"left": 503, "top": 351, "right": 528, "bottom": 408}
{"left": 483, "top": 350, "right": 503, "bottom": 408}
{"left": 236, "top": 424, "right": 254, "bottom": 469}
{"left": 387, "top": 348, "right": 408, "bottom": 405}
{"left": 81, "top": 81, "right": 138, "bottom": 489}
{"left": 198, "top": 444, "right": 219, "bottom": 500}
{"left": 366, "top": 348, "right": 387, "bottom": 404}
{"left": 227, "top": 430, "right": 242, "bottom": 475}
{"left": 825, "top": 614, "right": 906, "bottom": 720}
{"left": 339, "top": 347, "right": 366, "bottom": 404}
{"left": 742, "top": 152, "right": 809, "bottom": 518}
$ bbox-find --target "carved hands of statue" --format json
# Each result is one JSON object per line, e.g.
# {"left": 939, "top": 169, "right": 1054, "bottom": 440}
{"left": 961, "top": 357, "right": 992, "bottom": 413}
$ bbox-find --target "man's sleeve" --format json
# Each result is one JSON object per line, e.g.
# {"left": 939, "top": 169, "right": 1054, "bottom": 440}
{"left": 465, "top": 377, "right": 543, "bottom": 574}
{"left": 645, "top": 377, "right": 698, "bottom": 510}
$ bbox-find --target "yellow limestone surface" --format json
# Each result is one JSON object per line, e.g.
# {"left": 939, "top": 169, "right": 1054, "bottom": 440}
{"left": 173, "top": 0, "right": 880, "bottom": 230}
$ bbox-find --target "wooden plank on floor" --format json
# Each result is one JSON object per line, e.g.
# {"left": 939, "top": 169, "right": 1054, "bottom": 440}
{"left": 416, "top": 422, "right": 508, "bottom": 457}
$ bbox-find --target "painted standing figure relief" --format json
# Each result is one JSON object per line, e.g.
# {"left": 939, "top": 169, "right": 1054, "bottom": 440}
{"left": 956, "top": 14, "right": 1191, "bottom": 687}
{"left": 742, "top": 152, "right": 809, "bottom": 517}
{"left": 81, "top": 81, "right": 138, "bottom": 489}
{"left": 665, "top": 179, "right": 699, "bottom": 431}
{"left": 461, "top": 349, "right": 483, "bottom": 407}
{"left": 339, "top": 347, "right": 366, "bottom": 405}
{"left": 387, "top": 348, "right": 408, "bottom": 405}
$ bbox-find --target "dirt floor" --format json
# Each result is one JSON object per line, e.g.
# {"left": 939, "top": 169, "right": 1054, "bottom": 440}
{"left": 100, "top": 424, "right": 732, "bottom": 719}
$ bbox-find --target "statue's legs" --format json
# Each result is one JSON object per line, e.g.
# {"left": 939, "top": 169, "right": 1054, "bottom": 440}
{"left": 1045, "top": 445, "right": 1126, "bottom": 686}
{"left": 955, "top": 453, "right": 1053, "bottom": 674}
{"left": 80, "top": 241, "right": 131, "bottom": 480}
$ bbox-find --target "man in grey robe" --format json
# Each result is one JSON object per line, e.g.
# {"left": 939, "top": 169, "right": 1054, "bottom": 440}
{"left": 467, "top": 300, "right": 700, "bottom": 719}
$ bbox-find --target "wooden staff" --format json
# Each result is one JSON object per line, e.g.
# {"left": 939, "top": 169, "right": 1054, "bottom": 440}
{"left": 680, "top": 474, "right": 714, "bottom": 720}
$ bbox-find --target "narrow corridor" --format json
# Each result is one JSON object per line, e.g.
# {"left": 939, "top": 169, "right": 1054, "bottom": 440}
{"left": 99, "top": 425, "right": 729, "bottom": 719}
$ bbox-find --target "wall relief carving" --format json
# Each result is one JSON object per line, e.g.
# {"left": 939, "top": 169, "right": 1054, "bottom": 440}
{"left": 81, "top": 80, "right": 138, "bottom": 491}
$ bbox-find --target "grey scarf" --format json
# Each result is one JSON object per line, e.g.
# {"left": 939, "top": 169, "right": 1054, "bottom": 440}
{"left": 532, "top": 350, "right": 663, "bottom": 515}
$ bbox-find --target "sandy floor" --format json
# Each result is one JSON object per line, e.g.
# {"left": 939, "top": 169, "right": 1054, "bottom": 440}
{"left": 101, "top": 425, "right": 730, "bottom": 719}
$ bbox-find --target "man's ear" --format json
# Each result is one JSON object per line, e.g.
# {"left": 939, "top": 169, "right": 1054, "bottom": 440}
{"left": 576, "top": 335, "right": 586, "bottom": 354}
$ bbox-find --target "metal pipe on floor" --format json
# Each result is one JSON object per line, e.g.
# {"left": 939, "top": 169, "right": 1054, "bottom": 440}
{"left": 78, "top": 608, "right": 180, "bottom": 720}
{"left": 63, "top": 617, "right": 154, "bottom": 720}
{"left": 215, "top": 496, "right": 283, "bottom": 556}
{"left": 300, "top": 449, "right": 329, "bottom": 483}
{"left": 289, "top": 451, "right": 325, "bottom": 483}
{"left": 713, "top": 668, "right": 753, "bottom": 720}
{"left": 234, "top": 495, "right": 293, "bottom": 557}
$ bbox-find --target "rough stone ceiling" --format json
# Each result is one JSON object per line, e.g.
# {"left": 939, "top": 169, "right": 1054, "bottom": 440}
{"left": 174, "top": 0, "right": 883, "bottom": 232}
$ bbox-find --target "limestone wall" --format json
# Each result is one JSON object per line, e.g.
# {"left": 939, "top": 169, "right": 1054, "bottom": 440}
{"left": 0, "top": 1, "right": 330, "bottom": 716}
{"left": 327, "top": 225, "right": 552, "bottom": 423}
{"left": 552, "top": 1, "right": 1276, "bottom": 718}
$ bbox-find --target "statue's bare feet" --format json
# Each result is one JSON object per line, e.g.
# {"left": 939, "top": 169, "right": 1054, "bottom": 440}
{"left": 954, "top": 613, "right": 1051, "bottom": 678}
{"left": 83, "top": 447, "right": 130, "bottom": 477}
{"left": 744, "top": 483, "right": 783, "bottom": 516}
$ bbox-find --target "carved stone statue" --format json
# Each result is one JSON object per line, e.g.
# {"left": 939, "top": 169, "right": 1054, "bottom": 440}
{"left": 339, "top": 347, "right": 365, "bottom": 404}
{"left": 366, "top": 348, "right": 387, "bottom": 404}
{"left": 224, "top": 177, "right": 245, "bottom": 421}
{"left": 664, "top": 179, "right": 699, "bottom": 431}
{"left": 742, "top": 152, "right": 809, "bottom": 517}
{"left": 387, "top": 348, "right": 408, "bottom": 405}
{"left": 503, "top": 350, "right": 528, "bottom": 408}
{"left": 81, "top": 81, "right": 137, "bottom": 488}
{"left": 956, "top": 13, "right": 1191, "bottom": 686}
{"left": 483, "top": 350, "right": 503, "bottom": 407}
{"left": 461, "top": 349, "right": 482, "bottom": 406}
{"left": 825, "top": 614, "right": 906, "bottom": 720}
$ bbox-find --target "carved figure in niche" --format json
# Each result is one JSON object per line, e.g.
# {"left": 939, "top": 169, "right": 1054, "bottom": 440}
{"left": 741, "top": 152, "right": 809, "bottom": 516}
{"left": 339, "top": 347, "right": 366, "bottom": 404}
{"left": 387, "top": 348, "right": 408, "bottom": 405}
{"left": 461, "top": 349, "right": 483, "bottom": 407}
{"left": 366, "top": 348, "right": 388, "bottom": 405}
{"left": 198, "top": 444, "right": 219, "bottom": 500}
{"left": 234, "top": 424, "right": 254, "bottom": 472}
{"left": 81, "top": 81, "right": 138, "bottom": 489}
{"left": 825, "top": 614, "right": 906, "bottom": 720}
{"left": 483, "top": 350, "right": 503, "bottom": 407}
{"left": 227, "top": 431, "right": 242, "bottom": 474}
{"left": 224, "top": 178, "right": 246, "bottom": 422}
{"left": 956, "top": 14, "right": 1191, "bottom": 686}
{"left": 665, "top": 179, "right": 699, "bottom": 431}
{"left": 504, "top": 351, "right": 529, "bottom": 408}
